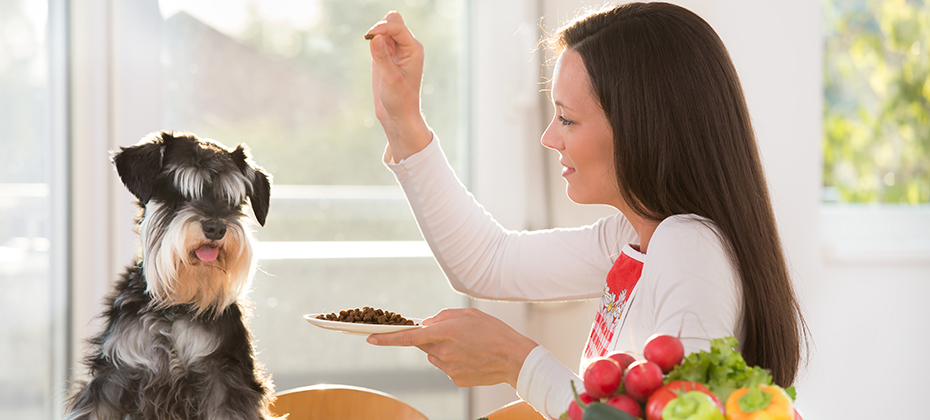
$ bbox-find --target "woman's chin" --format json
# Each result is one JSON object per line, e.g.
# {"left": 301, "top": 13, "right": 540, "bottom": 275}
{"left": 565, "top": 186, "right": 624, "bottom": 209}
{"left": 565, "top": 186, "right": 590, "bottom": 205}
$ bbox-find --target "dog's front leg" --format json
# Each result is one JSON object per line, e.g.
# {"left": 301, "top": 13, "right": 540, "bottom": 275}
{"left": 198, "top": 366, "right": 275, "bottom": 420}
{"left": 64, "top": 369, "right": 130, "bottom": 420}
{"left": 198, "top": 306, "right": 277, "bottom": 420}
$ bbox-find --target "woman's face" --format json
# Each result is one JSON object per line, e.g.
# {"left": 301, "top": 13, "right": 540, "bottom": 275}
{"left": 541, "top": 49, "right": 623, "bottom": 209}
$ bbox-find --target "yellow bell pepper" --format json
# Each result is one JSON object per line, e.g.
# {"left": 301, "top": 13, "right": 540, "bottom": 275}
{"left": 724, "top": 383, "right": 793, "bottom": 420}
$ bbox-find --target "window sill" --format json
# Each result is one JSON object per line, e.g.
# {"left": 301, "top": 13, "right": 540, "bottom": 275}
{"left": 821, "top": 204, "right": 930, "bottom": 265}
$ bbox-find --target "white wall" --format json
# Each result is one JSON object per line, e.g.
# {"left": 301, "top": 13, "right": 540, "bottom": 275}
{"left": 809, "top": 207, "right": 930, "bottom": 419}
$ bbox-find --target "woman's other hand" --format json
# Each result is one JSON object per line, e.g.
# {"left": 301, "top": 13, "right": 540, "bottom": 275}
{"left": 366, "top": 308, "right": 539, "bottom": 388}
{"left": 366, "top": 11, "right": 432, "bottom": 162}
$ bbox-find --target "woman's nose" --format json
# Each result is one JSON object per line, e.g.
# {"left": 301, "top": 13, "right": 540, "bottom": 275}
{"left": 540, "top": 120, "right": 562, "bottom": 150}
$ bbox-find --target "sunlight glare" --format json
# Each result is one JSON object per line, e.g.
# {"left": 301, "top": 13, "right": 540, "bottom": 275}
{"left": 158, "top": 0, "right": 320, "bottom": 38}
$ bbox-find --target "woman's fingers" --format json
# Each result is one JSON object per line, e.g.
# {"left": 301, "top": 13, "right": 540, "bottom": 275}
{"left": 364, "top": 309, "right": 459, "bottom": 347}
{"left": 367, "top": 308, "right": 538, "bottom": 388}
{"left": 420, "top": 307, "right": 470, "bottom": 325}
{"left": 366, "top": 322, "right": 442, "bottom": 347}
{"left": 365, "top": 11, "right": 418, "bottom": 48}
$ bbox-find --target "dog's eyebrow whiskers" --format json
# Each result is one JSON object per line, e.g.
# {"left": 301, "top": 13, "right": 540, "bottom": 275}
{"left": 216, "top": 172, "right": 249, "bottom": 206}
{"left": 171, "top": 166, "right": 209, "bottom": 200}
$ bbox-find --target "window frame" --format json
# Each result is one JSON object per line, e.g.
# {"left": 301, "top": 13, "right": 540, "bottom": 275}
{"left": 821, "top": 204, "right": 930, "bottom": 265}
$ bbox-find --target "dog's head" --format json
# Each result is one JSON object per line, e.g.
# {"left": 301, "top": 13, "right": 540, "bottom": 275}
{"left": 113, "top": 131, "right": 272, "bottom": 316}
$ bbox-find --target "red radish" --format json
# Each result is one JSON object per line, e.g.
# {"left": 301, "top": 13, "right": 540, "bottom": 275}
{"left": 582, "top": 358, "right": 623, "bottom": 399}
{"left": 604, "top": 394, "right": 642, "bottom": 418}
{"left": 622, "top": 360, "right": 664, "bottom": 402}
{"left": 606, "top": 351, "right": 637, "bottom": 372}
{"left": 642, "top": 333, "right": 684, "bottom": 373}
{"left": 567, "top": 392, "right": 594, "bottom": 420}
{"left": 645, "top": 381, "right": 723, "bottom": 420}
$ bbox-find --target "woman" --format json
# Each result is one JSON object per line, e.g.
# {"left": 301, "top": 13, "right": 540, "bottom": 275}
{"left": 364, "top": 3, "right": 806, "bottom": 417}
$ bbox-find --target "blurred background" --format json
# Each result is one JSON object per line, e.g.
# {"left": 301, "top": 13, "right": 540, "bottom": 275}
{"left": 0, "top": 0, "right": 927, "bottom": 419}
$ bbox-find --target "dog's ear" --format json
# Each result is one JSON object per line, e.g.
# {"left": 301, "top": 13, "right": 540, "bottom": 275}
{"left": 249, "top": 170, "right": 271, "bottom": 227}
{"left": 112, "top": 132, "right": 169, "bottom": 205}
{"left": 232, "top": 144, "right": 271, "bottom": 226}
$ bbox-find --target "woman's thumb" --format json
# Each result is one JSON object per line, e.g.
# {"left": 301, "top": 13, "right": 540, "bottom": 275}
{"left": 369, "top": 35, "right": 389, "bottom": 60}
{"left": 369, "top": 35, "right": 401, "bottom": 83}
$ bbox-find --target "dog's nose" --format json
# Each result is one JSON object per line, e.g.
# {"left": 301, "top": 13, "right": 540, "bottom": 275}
{"left": 201, "top": 220, "right": 227, "bottom": 240}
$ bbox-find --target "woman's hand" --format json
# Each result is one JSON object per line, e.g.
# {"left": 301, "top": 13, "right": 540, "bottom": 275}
{"left": 367, "top": 308, "right": 539, "bottom": 388}
{"left": 366, "top": 11, "right": 432, "bottom": 162}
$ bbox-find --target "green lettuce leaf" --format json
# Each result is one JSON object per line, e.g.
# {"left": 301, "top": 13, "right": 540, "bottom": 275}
{"left": 664, "top": 337, "right": 773, "bottom": 404}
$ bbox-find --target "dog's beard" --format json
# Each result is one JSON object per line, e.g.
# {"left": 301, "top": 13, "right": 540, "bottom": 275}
{"left": 141, "top": 202, "right": 256, "bottom": 317}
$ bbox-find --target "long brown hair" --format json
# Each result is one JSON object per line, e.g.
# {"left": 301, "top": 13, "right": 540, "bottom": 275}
{"left": 552, "top": 2, "right": 807, "bottom": 386}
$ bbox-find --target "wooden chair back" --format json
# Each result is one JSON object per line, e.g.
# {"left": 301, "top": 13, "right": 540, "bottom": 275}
{"left": 269, "top": 384, "right": 428, "bottom": 420}
{"left": 483, "top": 400, "right": 546, "bottom": 420}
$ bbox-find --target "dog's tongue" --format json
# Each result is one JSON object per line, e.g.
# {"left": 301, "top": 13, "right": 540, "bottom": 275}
{"left": 195, "top": 245, "right": 219, "bottom": 262}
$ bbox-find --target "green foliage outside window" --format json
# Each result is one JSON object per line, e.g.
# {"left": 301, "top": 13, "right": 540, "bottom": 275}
{"left": 823, "top": 0, "right": 929, "bottom": 203}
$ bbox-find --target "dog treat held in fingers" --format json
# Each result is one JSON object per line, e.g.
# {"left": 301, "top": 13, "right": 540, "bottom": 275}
{"left": 317, "top": 307, "right": 417, "bottom": 325}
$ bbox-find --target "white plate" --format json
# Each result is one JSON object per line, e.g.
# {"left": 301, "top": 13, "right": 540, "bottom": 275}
{"left": 303, "top": 313, "right": 423, "bottom": 336}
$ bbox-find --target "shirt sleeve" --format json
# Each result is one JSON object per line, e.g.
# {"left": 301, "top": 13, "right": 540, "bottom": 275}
{"left": 384, "top": 134, "right": 638, "bottom": 301}
{"left": 515, "top": 346, "right": 583, "bottom": 419}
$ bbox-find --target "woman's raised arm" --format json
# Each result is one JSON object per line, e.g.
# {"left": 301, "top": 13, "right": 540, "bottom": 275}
{"left": 366, "top": 12, "right": 432, "bottom": 162}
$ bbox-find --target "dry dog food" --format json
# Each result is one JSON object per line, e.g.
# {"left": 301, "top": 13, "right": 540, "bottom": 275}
{"left": 316, "top": 307, "right": 417, "bottom": 326}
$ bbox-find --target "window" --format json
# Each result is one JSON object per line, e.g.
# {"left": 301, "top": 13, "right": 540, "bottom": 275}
{"left": 822, "top": 0, "right": 929, "bottom": 204}
{"left": 820, "top": 0, "right": 930, "bottom": 265}
{"left": 156, "top": 1, "right": 468, "bottom": 419}
{"left": 0, "top": 0, "right": 68, "bottom": 418}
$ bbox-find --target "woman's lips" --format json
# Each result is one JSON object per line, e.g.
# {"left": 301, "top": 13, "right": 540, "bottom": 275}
{"left": 561, "top": 161, "right": 575, "bottom": 177}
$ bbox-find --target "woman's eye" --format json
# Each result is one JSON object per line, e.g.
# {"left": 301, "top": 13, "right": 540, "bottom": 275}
{"left": 558, "top": 115, "right": 574, "bottom": 126}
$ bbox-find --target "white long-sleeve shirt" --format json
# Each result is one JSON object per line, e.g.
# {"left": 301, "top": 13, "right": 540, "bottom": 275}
{"left": 384, "top": 135, "right": 741, "bottom": 419}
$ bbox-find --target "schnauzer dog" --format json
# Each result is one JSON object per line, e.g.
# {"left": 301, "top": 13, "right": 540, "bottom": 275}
{"left": 65, "top": 131, "right": 277, "bottom": 420}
